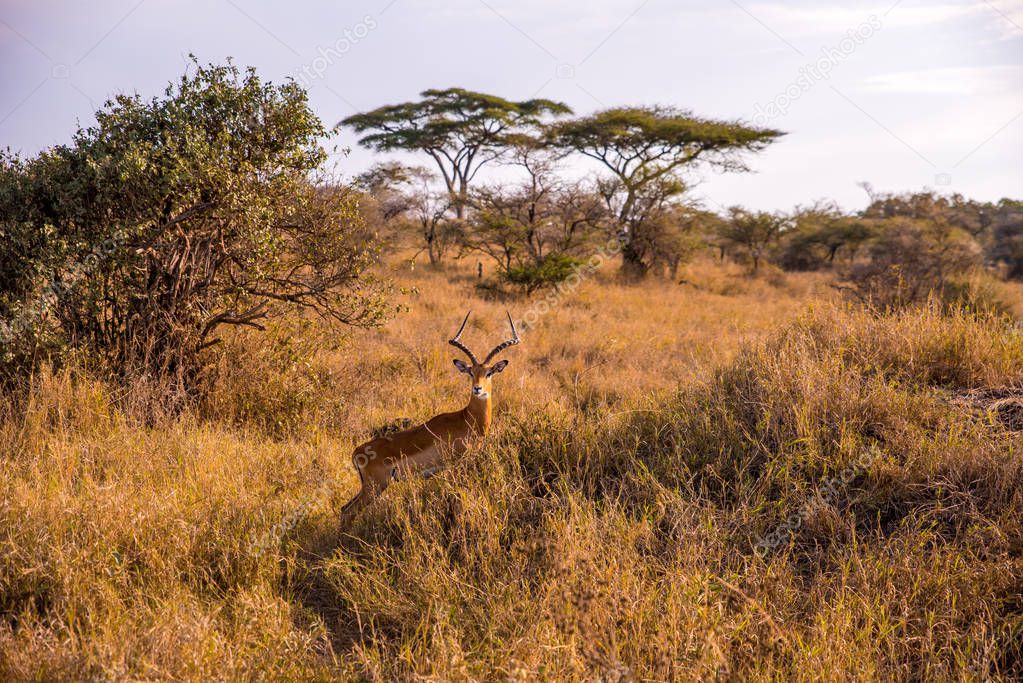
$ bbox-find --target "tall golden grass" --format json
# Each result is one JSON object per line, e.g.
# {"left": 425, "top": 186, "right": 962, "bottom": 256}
{"left": 2, "top": 256, "right": 1022, "bottom": 680}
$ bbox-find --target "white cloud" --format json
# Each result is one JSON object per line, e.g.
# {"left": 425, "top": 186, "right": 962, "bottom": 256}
{"left": 857, "top": 64, "right": 1023, "bottom": 94}
{"left": 740, "top": 1, "right": 1023, "bottom": 38}
{"left": 738, "top": 2, "right": 973, "bottom": 34}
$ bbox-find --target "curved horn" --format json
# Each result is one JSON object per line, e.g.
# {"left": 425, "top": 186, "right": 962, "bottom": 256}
{"left": 483, "top": 311, "right": 521, "bottom": 364}
{"left": 448, "top": 311, "right": 480, "bottom": 365}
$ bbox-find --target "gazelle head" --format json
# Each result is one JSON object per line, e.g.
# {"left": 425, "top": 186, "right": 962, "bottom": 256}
{"left": 449, "top": 311, "right": 520, "bottom": 400}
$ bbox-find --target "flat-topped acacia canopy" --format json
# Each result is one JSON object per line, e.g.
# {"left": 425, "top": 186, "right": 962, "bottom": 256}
{"left": 547, "top": 105, "right": 784, "bottom": 186}
{"left": 342, "top": 88, "right": 572, "bottom": 217}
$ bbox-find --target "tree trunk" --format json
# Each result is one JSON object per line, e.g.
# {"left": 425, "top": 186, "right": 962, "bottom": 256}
{"left": 620, "top": 240, "right": 648, "bottom": 279}
{"left": 453, "top": 183, "right": 469, "bottom": 220}
{"left": 427, "top": 235, "right": 439, "bottom": 266}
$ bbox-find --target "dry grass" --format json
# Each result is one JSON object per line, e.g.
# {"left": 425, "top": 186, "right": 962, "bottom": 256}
{"left": 2, "top": 256, "right": 1022, "bottom": 680}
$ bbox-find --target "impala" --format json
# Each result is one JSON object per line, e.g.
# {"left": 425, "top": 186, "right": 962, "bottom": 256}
{"left": 340, "top": 311, "right": 520, "bottom": 523}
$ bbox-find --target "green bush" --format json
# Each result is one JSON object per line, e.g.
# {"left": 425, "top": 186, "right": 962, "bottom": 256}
{"left": 504, "top": 253, "right": 587, "bottom": 294}
{"left": 0, "top": 59, "right": 389, "bottom": 391}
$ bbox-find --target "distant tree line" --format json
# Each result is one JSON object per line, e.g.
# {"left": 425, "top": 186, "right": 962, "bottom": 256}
{"left": 342, "top": 88, "right": 783, "bottom": 283}
{"left": 745, "top": 188, "right": 1023, "bottom": 310}
{"left": 341, "top": 88, "right": 1020, "bottom": 312}
{"left": 349, "top": 95, "right": 1023, "bottom": 310}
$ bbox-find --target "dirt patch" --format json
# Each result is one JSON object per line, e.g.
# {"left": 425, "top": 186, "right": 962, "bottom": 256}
{"left": 951, "top": 387, "right": 1023, "bottom": 432}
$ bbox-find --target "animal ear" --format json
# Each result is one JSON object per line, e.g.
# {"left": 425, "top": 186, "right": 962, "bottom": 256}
{"left": 453, "top": 359, "right": 472, "bottom": 374}
{"left": 487, "top": 359, "right": 509, "bottom": 376}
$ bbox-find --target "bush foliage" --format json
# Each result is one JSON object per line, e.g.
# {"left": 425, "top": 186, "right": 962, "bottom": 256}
{"left": 0, "top": 60, "right": 389, "bottom": 391}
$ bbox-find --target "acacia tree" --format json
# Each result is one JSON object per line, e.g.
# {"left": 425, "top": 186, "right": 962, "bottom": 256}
{"left": 356, "top": 162, "right": 456, "bottom": 266}
{"left": 717, "top": 207, "right": 788, "bottom": 274}
{"left": 778, "top": 201, "right": 875, "bottom": 270}
{"left": 595, "top": 174, "right": 683, "bottom": 272}
{"left": 549, "top": 106, "right": 783, "bottom": 277}
{"left": 463, "top": 142, "right": 607, "bottom": 292}
{"left": 355, "top": 160, "right": 421, "bottom": 224}
{"left": 0, "top": 60, "right": 389, "bottom": 389}
{"left": 403, "top": 167, "right": 458, "bottom": 267}
{"left": 342, "top": 88, "right": 571, "bottom": 218}
{"left": 645, "top": 204, "right": 722, "bottom": 280}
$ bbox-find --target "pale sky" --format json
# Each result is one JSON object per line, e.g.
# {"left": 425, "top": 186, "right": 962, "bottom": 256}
{"left": 1, "top": 0, "right": 1021, "bottom": 213}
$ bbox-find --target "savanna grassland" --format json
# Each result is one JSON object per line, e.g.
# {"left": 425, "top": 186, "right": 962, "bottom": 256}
{"left": 3, "top": 253, "right": 1023, "bottom": 681}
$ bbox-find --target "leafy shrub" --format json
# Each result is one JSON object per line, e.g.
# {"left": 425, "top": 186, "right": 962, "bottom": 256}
{"left": 989, "top": 199, "right": 1023, "bottom": 279}
{"left": 838, "top": 217, "right": 982, "bottom": 310}
{"left": 504, "top": 253, "right": 587, "bottom": 294}
{"left": 777, "top": 210, "right": 875, "bottom": 271}
{"left": 715, "top": 207, "right": 787, "bottom": 274}
{"left": 462, "top": 144, "right": 608, "bottom": 282}
{"left": 0, "top": 59, "right": 389, "bottom": 391}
